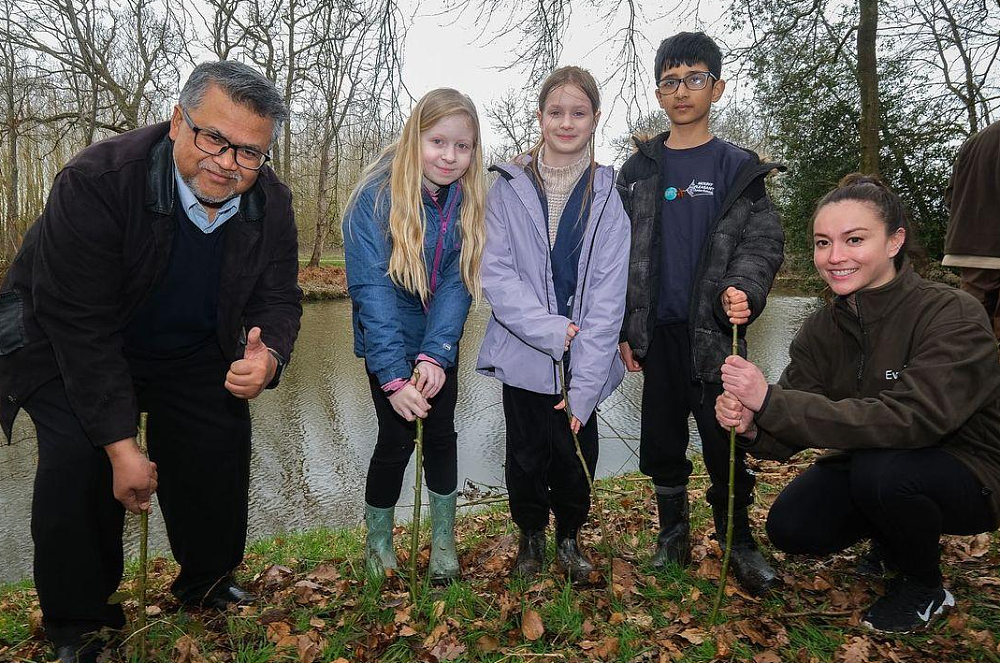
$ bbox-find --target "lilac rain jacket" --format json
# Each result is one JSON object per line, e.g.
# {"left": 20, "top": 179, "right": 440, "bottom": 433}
{"left": 475, "top": 160, "right": 631, "bottom": 425}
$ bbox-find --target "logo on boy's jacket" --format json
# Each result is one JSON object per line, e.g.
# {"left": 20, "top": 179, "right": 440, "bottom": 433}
{"left": 685, "top": 179, "right": 715, "bottom": 197}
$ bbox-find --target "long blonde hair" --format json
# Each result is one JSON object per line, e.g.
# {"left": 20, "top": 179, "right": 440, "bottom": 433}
{"left": 524, "top": 66, "right": 601, "bottom": 206}
{"left": 347, "top": 88, "right": 486, "bottom": 304}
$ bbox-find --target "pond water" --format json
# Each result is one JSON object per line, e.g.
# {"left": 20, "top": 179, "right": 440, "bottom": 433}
{"left": 0, "top": 293, "right": 821, "bottom": 583}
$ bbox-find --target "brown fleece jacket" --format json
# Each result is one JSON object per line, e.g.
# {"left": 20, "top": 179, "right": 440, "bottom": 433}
{"left": 945, "top": 120, "right": 1000, "bottom": 257}
{"left": 747, "top": 264, "right": 1000, "bottom": 525}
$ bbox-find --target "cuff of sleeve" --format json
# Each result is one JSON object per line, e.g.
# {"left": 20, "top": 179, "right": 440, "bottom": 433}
{"left": 374, "top": 359, "right": 413, "bottom": 387}
{"left": 266, "top": 349, "right": 286, "bottom": 389}
{"left": 757, "top": 384, "right": 775, "bottom": 417}
{"left": 382, "top": 378, "right": 408, "bottom": 395}
{"left": 416, "top": 353, "right": 443, "bottom": 368}
{"left": 568, "top": 392, "right": 596, "bottom": 428}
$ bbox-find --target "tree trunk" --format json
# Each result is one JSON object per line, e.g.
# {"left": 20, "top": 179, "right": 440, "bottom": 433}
{"left": 307, "top": 125, "right": 334, "bottom": 268}
{"left": 858, "top": 0, "right": 880, "bottom": 176}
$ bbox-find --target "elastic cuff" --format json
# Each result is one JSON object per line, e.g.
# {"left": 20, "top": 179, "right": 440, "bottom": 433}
{"left": 381, "top": 378, "right": 408, "bottom": 395}
{"left": 416, "top": 354, "right": 441, "bottom": 367}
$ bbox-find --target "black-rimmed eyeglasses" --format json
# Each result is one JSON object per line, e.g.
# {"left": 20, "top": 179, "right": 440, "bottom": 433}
{"left": 656, "top": 72, "right": 716, "bottom": 96}
{"left": 180, "top": 107, "right": 271, "bottom": 170}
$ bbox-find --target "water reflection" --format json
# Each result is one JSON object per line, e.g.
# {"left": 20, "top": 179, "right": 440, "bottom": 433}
{"left": 0, "top": 294, "right": 820, "bottom": 583}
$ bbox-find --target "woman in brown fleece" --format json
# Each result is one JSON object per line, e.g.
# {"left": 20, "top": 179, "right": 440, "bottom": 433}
{"left": 715, "top": 174, "right": 1000, "bottom": 634}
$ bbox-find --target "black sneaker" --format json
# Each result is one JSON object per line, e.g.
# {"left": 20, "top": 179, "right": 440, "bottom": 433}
{"left": 862, "top": 576, "right": 955, "bottom": 633}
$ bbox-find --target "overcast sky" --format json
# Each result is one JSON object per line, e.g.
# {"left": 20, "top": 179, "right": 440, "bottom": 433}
{"left": 399, "top": 0, "right": 731, "bottom": 164}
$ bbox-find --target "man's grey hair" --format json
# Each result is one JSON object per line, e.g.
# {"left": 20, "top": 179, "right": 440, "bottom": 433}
{"left": 179, "top": 61, "right": 288, "bottom": 147}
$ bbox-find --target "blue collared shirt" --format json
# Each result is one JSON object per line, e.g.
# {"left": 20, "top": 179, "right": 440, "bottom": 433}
{"left": 174, "top": 166, "right": 241, "bottom": 233}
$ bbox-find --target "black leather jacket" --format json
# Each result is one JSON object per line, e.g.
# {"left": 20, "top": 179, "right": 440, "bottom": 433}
{"left": 616, "top": 132, "right": 785, "bottom": 381}
{"left": 0, "top": 122, "right": 302, "bottom": 445}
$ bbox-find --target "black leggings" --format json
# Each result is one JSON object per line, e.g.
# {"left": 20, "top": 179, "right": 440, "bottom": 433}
{"left": 766, "top": 448, "right": 996, "bottom": 585}
{"left": 502, "top": 384, "right": 598, "bottom": 538}
{"left": 364, "top": 369, "right": 458, "bottom": 508}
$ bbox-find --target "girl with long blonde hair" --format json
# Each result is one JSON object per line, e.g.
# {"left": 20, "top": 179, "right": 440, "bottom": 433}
{"left": 343, "top": 88, "right": 485, "bottom": 582}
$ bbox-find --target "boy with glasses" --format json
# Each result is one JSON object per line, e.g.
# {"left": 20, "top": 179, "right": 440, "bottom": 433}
{"left": 616, "top": 31, "right": 785, "bottom": 595}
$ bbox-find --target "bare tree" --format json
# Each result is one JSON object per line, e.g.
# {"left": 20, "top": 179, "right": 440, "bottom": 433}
{"left": 7, "top": 0, "right": 188, "bottom": 138}
{"left": 484, "top": 90, "right": 538, "bottom": 164}
{"left": 304, "top": 0, "right": 403, "bottom": 266}
{"left": 858, "top": 0, "right": 880, "bottom": 175}
{"left": 886, "top": 0, "right": 1000, "bottom": 135}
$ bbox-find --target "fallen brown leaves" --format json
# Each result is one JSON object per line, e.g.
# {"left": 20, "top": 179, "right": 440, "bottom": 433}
{"left": 2, "top": 463, "right": 999, "bottom": 663}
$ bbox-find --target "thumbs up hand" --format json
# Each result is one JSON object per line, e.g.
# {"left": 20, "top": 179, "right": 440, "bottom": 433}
{"left": 225, "top": 326, "right": 278, "bottom": 399}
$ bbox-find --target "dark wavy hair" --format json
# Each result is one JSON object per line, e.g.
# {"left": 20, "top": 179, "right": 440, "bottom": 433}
{"left": 812, "top": 173, "right": 913, "bottom": 270}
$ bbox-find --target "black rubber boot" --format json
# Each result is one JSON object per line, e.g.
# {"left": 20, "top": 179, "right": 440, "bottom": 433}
{"left": 513, "top": 529, "right": 546, "bottom": 578}
{"left": 713, "top": 505, "right": 780, "bottom": 596}
{"left": 555, "top": 528, "right": 594, "bottom": 582}
{"left": 650, "top": 489, "right": 691, "bottom": 568}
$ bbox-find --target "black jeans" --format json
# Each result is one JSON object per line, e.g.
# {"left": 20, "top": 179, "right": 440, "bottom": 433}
{"left": 639, "top": 323, "right": 755, "bottom": 508}
{"left": 502, "top": 384, "right": 598, "bottom": 538}
{"left": 364, "top": 368, "right": 458, "bottom": 508}
{"left": 26, "top": 344, "right": 251, "bottom": 647}
{"left": 766, "top": 448, "right": 996, "bottom": 585}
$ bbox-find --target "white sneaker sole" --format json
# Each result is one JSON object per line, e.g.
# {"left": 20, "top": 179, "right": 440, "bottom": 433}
{"left": 861, "top": 588, "right": 955, "bottom": 633}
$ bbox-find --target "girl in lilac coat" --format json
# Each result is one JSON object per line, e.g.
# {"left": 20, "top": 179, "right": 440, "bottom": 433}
{"left": 476, "top": 66, "right": 630, "bottom": 580}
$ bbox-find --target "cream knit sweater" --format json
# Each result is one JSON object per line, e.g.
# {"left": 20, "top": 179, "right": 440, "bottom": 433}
{"left": 538, "top": 150, "right": 590, "bottom": 247}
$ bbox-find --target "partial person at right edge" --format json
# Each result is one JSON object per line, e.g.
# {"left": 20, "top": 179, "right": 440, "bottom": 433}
{"left": 943, "top": 119, "right": 1000, "bottom": 342}
{"left": 616, "top": 31, "right": 785, "bottom": 596}
{"left": 716, "top": 175, "right": 1000, "bottom": 633}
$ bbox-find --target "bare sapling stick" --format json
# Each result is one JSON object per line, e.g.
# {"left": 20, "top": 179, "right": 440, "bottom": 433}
{"left": 711, "top": 323, "right": 739, "bottom": 621}
{"left": 557, "top": 360, "right": 614, "bottom": 589}
{"left": 409, "top": 368, "right": 424, "bottom": 602}
{"left": 137, "top": 412, "right": 149, "bottom": 657}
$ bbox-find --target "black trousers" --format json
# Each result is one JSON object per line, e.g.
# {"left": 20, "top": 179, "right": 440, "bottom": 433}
{"left": 766, "top": 448, "right": 996, "bottom": 585}
{"left": 639, "top": 323, "right": 755, "bottom": 508}
{"left": 364, "top": 368, "right": 458, "bottom": 508}
{"left": 503, "top": 384, "right": 598, "bottom": 538}
{"left": 25, "top": 344, "right": 251, "bottom": 647}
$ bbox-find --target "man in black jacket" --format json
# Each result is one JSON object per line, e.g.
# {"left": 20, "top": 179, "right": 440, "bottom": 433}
{"left": 617, "top": 32, "right": 784, "bottom": 596}
{"left": 0, "top": 61, "right": 302, "bottom": 662}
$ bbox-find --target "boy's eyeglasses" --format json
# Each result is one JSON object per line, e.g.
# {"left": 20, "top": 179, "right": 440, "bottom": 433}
{"left": 656, "top": 72, "right": 716, "bottom": 96}
{"left": 180, "top": 107, "right": 271, "bottom": 170}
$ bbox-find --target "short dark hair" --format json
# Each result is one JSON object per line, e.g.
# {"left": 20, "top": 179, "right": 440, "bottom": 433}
{"left": 813, "top": 173, "right": 912, "bottom": 270}
{"left": 179, "top": 61, "right": 288, "bottom": 146}
{"left": 653, "top": 32, "right": 722, "bottom": 81}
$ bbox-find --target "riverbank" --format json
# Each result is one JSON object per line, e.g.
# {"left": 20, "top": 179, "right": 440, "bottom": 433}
{"left": 2, "top": 459, "right": 997, "bottom": 663}
{"left": 295, "top": 257, "right": 961, "bottom": 303}
{"left": 299, "top": 265, "right": 348, "bottom": 300}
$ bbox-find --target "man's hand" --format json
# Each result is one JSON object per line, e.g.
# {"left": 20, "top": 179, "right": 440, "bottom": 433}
{"left": 105, "top": 438, "right": 158, "bottom": 513}
{"left": 388, "top": 383, "right": 431, "bottom": 421}
{"left": 720, "top": 355, "right": 769, "bottom": 412}
{"left": 553, "top": 399, "right": 582, "bottom": 433}
{"left": 565, "top": 323, "right": 580, "bottom": 351}
{"left": 619, "top": 341, "right": 642, "bottom": 372}
{"left": 413, "top": 361, "right": 446, "bottom": 399}
{"left": 226, "top": 327, "right": 278, "bottom": 399}
{"left": 721, "top": 287, "right": 752, "bottom": 325}
{"left": 715, "top": 390, "right": 757, "bottom": 438}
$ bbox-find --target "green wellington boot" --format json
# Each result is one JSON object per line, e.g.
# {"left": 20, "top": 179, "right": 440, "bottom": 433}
{"left": 427, "top": 489, "right": 461, "bottom": 582}
{"left": 365, "top": 503, "right": 398, "bottom": 576}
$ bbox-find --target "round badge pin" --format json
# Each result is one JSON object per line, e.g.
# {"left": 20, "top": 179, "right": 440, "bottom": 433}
{"left": 664, "top": 187, "right": 679, "bottom": 201}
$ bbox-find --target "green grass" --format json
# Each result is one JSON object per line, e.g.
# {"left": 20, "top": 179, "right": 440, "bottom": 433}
{"left": 3, "top": 462, "right": 999, "bottom": 662}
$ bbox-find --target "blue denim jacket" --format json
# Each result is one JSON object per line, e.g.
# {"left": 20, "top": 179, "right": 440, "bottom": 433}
{"left": 343, "top": 176, "right": 472, "bottom": 385}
